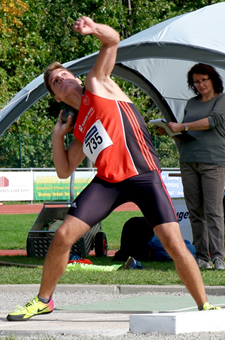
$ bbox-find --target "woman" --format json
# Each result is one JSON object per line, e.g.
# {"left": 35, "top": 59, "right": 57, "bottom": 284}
{"left": 165, "top": 63, "right": 225, "bottom": 270}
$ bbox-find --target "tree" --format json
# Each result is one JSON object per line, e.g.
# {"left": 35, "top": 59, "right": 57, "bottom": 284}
{"left": 0, "top": 0, "right": 29, "bottom": 32}
{"left": 0, "top": 0, "right": 222, "bottom": 168}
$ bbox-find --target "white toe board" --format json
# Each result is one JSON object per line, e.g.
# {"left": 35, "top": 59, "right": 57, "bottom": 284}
{"left": 130, "top": 309, "right": 225, "bottom": 335}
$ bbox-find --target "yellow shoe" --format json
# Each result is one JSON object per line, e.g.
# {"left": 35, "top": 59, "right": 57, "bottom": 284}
{"left": 7, "top": 296, "right": 54, "bottom": 321}
{"left": 201, "top": 302, "right": 221, "bottom": 311}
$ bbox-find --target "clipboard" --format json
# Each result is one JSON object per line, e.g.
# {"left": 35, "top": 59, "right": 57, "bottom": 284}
{"left": 149, "top": 119, "right": 196, "bottom": 142}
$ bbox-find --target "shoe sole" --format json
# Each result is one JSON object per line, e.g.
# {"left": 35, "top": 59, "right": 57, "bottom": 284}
{"left": 7, "top": 310, "right": 53, "bottom": 322}
{"left": 214, "top": 267, "right": 225, "bottom": 270}
{"left": 198, "top": 266, "right": 212, "bottom": 269}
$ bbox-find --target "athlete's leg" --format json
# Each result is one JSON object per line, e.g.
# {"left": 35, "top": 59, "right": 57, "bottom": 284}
{"left": 39, "top": 176, "right": 124, "bottom": 299}
{"left": 39, "top": 215, "right": 90, "bottom": 298}
{"left": 7, "top": 216, "right": 90, "bottom": 321}
{"left": 126, "top": 171, "right": 207, "bottom": 308}
{"left": 7, "top": 177, "right": 127, "bottom": 321}
{"left": 154, "top": 222, "right": 207, "bottom": 307}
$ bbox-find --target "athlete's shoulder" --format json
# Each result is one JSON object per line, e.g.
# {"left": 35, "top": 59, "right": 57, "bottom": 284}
{"left": 85, "top": 73, "right": 132, "bottom": 102}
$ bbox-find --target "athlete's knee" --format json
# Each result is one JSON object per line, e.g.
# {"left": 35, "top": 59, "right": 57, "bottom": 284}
{"left": 171, "top": 242, "right": 193, "bottom": 264}
{"left": 53, "top": 227, "right": 73, "bottom": 248}
{"left": 54, "top": 221, "right": 79, "bottom": 247}
{"left": 155, "top": 222, "right": 186, "bottom": 258}
{"left": 55, "top": 216, "right": 90, "bottom": 248}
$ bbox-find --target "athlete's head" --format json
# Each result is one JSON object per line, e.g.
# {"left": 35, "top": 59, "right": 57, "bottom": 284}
{"left": 44, "top": 61, "right": 81, "bottom": 96}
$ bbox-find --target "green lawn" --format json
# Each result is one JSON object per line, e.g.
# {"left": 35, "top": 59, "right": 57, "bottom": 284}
{"left": 0, "top": 211, "right": 225, "bottom": 286}
{"left": 0, "top": 214, "right": 37, "bottom": 249}
{"left": 0, "top": 211, "right": 143, "bottom": 250}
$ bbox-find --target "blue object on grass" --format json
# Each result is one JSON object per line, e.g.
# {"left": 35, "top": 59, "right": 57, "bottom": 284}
{"left": 148, "top": 235, "right": 196, "bottom": 261}
{"left": 69, "top": 254, "right": 81, "bottom": 261}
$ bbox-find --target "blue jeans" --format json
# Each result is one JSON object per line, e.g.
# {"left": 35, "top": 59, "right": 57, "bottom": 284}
{"left": 180, "top": 162, "right": 225, "bottom": 262}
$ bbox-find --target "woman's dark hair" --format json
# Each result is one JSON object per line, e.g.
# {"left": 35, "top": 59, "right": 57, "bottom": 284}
{"left": 187, "top": 63, "right": 223, "bottom": 95}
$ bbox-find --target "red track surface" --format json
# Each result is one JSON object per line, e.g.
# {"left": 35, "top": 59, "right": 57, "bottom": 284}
{"left": 0, "top": 249, "right": 116, "bottom": 256}
{"left": 0, "top": 202, "right": 139, "bottom": 214}
{"left": 0, "top": 204, "right": 43, "bottom": 215}
{"left": 0, "top": 202, "right": 139, "bottom": 257}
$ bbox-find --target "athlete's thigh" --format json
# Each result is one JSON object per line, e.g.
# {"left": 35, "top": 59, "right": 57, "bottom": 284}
{"left": 67, "top": 176, "right": 122, "bottom": 227}
{"left": 127, "top": 171, "right": 177, "bottom": 228}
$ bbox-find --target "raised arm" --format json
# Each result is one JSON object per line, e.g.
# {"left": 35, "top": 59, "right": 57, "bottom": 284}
{"left": 73, "top": 16, "right": 120, "bottom": 81}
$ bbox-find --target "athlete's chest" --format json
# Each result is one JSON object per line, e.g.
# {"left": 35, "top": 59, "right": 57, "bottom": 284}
{"left": 74, "top": 93, "right": 121, "bottom": 162}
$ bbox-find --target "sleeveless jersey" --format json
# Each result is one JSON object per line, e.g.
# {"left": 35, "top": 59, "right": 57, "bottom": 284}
{"left": 73, "top": 89, "right": 160, "bottom": 183}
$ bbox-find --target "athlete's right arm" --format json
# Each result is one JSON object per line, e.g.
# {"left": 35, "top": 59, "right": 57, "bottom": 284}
{"left": 73, "top": 16, "right": 120, "bottom": 84}
{"left": 52, "top": 114, "right": 85, "bottom": 179}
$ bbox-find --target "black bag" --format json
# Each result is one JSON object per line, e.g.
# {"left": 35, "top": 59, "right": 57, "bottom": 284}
{"left": 114, "top": 217, "right": 154, "bottom": 262}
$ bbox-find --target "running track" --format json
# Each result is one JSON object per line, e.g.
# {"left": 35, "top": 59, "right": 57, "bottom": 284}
{"left": 0, "top": 202, "right": 139, "bottom": 214}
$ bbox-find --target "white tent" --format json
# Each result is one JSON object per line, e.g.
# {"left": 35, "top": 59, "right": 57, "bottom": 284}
{"left": 1, "top": 2, "right": 225, "bottom": 136}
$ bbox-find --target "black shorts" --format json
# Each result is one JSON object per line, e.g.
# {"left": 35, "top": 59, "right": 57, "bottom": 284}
{"left": 67, "top": 170, "right": 177, "bottom": 228}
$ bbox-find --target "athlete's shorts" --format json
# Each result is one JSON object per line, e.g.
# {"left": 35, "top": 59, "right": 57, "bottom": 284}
{"left": 67, "top": 170, "right": 177, "bottom": 229}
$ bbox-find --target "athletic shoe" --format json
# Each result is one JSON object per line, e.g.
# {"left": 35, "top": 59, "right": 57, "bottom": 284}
{"left": 196, "top": 258, "right": 212, "bottom": 269}
{"left": 201, "top": 302, "right": 221, "bottom": 311}
{"left": 7, "top": 296, "right": 54, "bottom": 321}
{"left": 212, "top": 257, "right": 225, "bottom": 270}
{"left": 125, "top": 256, "right": 143, "bottom": 269}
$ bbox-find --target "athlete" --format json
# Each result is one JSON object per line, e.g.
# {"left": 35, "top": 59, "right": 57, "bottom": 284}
{"left": 7, "top": 16, "right": 220, "bottom": 321}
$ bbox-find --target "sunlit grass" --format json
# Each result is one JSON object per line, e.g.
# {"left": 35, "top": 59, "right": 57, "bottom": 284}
{"left": 0, "top": 211, "right": 224, "bottom": 286}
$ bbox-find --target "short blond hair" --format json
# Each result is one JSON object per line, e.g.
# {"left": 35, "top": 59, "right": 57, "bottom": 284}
{"left": 44, "top": 61, "right": 73, "bottom": 95}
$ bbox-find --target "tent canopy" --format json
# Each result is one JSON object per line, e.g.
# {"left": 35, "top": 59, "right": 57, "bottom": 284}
{"left": 1, "top": 2, "right": 225, "bottom": 136}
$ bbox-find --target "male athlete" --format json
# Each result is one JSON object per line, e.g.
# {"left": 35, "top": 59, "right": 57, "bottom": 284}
{"left": 7, "top": 16, "right": 220, "bottom": 321}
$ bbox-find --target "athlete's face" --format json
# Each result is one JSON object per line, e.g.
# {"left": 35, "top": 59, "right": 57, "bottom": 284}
{"left": 49, "top": 68, "right": 82, "bottom": 103}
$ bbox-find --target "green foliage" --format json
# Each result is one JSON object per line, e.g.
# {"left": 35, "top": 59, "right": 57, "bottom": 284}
{"left": 155, "top": 135, "right": 180, "bottom": 168}
{"left": 0, "top": 97, "right": 55, "bottom": 168}
{"left": 0, "top": 0, "right": 221, "bottom": 168}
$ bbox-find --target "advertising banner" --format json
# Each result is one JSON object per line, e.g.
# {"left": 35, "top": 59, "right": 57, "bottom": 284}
{"left": 0, "top": 172, "right": 33, "bottom": 201}
{"left": 33, "top": 171, "right": 96, "bottom": 201}
{"left": 161, "top": 171, "right": 183, "bottom": 198}
{"left": 0, "top": 169, "right": 184, "bottom": 202}
{"left": 172, "top": 198, "right": 192, "bottom": 242}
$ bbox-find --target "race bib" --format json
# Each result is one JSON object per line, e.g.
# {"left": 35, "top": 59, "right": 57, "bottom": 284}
{"left": 83, "top": 119, "right": 113, "bottom": 163}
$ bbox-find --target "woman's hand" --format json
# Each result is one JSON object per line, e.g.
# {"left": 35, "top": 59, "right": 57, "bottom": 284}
{"left": 167, "top": 122, "right": 184, "bottom": 133}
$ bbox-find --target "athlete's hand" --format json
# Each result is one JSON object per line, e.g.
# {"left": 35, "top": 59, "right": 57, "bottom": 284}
{"left": 73, "top": 16, "right": 96, "bottom": 35}
{"left": 53, "top": 110, "right": 74, "bottom": 137}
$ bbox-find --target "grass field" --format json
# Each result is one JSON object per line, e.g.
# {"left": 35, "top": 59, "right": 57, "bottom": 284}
{"left": 0, "top": 211, "right": 225, "bottom": 286}
{"left": 0, "top": 211, "right": 143, "bottom": 250}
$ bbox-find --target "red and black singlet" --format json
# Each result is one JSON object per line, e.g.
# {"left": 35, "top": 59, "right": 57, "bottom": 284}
{"left": 73, "top": 89, "right": 161, "bottom": 183}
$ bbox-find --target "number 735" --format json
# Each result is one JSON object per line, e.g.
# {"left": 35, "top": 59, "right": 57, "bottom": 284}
{"left": 85, "top": 132, "right": 103, "bottom": 154}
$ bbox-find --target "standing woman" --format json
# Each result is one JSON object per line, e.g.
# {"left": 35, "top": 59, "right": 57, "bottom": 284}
{"left": 167, "top": 63, "right": 225, "bottom": 270}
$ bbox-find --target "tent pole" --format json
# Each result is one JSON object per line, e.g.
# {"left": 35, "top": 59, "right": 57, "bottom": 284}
{"left": 18, "top": 130, "right": 22, "bottom": 168}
